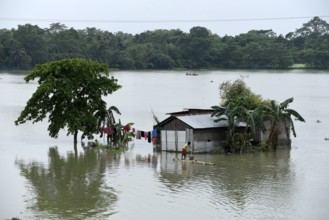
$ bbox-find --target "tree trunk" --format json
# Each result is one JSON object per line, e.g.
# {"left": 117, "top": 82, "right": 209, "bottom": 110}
{"left": 74, "top": 130, "right": 78, "bottom": 145}
{"left": 266, "top": 120, "right": 277, "bottom": 151}
{"left": 73, "top": 130, "right": 78, "bottom": 158}
{"left": 241, "top": 126, "right": 250, "bottom": 153}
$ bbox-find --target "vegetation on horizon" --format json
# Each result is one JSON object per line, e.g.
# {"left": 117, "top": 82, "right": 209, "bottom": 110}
{"left": 1, "top": 17, "right": 328, "bottom": 70}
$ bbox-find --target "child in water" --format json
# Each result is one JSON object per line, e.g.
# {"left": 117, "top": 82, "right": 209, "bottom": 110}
{"left": 181, "top": 141, "right": 191, "bottom": 160}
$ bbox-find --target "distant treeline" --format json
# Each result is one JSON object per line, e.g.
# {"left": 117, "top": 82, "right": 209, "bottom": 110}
{"left": 0, "top": 16, "right": 328, "bottom": 70}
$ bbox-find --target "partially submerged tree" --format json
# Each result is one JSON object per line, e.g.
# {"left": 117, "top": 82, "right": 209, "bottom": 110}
{"left": 81, "top": 105, "right": 135, "bottom": 148}
{"left": 212, "top": 78, "right": 305, "bottom": 153}
{"left": 15, "top": 58, "right": 121, "bottom": 145}
{"left": 95, "top": 105, "right": 121, "bottom": 139}
{"left": 212, "top": 96, "right": 266, "bottom": 153}
{"left": 212, "top": 79, "right": 265, "bottom": 153}
{"left": 212, "top": 98, "right": 247, "bottom": 153}
{"left": 263, "top": 97, "right": 305, "bottom": 151}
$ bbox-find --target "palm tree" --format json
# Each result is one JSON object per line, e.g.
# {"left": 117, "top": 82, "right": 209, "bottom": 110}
{"left": 94, "top": 105, "right": 121, "bottom": 143}
{"left": 212, "top": 96, "right": 259, "bottom": 153}
{"left": 264, "top": 97, "right": 305, "bottom": 151}
{"left": 212, "top": 104, "right": 236, "bottom": 153}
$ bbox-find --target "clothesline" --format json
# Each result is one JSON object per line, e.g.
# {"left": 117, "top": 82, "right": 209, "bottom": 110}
{"left": 135, "top": 129, "right": 157, "bottom": 143}
{"left": 98, "top": 124, "right": 157, "bottom": 144}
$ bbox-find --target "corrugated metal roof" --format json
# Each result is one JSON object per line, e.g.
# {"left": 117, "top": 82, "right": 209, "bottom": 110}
{"left": 176, "top": 114, "right": 247, "bottom": 129}
{"left": 166, "top": 108, "right": 214, "bottom": 116}
{"left": 177, "top": 114, "right": 228, "bottom": 129}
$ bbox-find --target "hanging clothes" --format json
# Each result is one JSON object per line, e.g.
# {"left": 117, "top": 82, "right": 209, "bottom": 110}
{"left": 151, "top": 129, "right": 157, "bottom": 144}
{"left": 147, "top": 131, "right": 151, "bottom": 143}
{"left": 136, "top": 130, "right": 141, "bottom": 139}
{"left": 152, "top": 129, "right": 157, "bottom": 137}
{"left": 124, "top": 124, "right": 130, "bottom": 132}
{"left": 105, "top": 127, "right": 111, "bottom": 135}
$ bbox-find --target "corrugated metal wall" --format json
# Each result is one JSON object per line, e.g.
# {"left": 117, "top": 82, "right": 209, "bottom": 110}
{"left": 161, "top": 130, "right": 186, "bottom": 151}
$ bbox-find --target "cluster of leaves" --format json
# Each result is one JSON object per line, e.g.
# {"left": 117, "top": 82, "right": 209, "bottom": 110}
{"left": 1, "top": 17, "right": 328, "bottom": 70}
{"left": 15, "top": 58, "right": 121, "bottom": 143}
{"left": 91, "top": 106, "right": 135, "bottom": 147}
{"left": 212, "top": 79, "right": 305, "bottom": 153}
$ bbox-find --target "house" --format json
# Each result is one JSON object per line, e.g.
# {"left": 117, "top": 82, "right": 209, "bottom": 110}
{"left": 153, "top": 108, "right": 291, "bottom": 153}
{"left": 153, "top": 108, "right": 246, "bottom": 153}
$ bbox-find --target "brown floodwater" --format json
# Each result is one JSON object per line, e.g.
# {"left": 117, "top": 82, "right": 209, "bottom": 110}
{"left": 1, "top": 70, "right": 329, "bottom": 219}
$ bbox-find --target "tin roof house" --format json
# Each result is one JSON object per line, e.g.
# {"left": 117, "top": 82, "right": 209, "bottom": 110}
{"left": 153, "top": 108, "right": 291, "bottom": 153}
{"left": 153, "top": 108, "right": 246, "bottom": 153}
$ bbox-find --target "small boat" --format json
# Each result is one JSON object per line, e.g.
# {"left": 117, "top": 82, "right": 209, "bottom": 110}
{"left": 186, "top": 72, "right": 198, "bottom": 76}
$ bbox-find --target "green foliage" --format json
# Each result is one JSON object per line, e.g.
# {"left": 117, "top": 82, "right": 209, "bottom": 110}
{"left": 290, "top": 17, "right": 329, "bottom": 69}
{"left": 219, "top": 78, "right": 264, "bottom": 108}
{"left": 252, "top": 97, "right": 305, "bottom": 151}
{"left": 212, "top": 79, "right": 305, "bottom": 153}
{"left": 212, "top": 78, "right": 265, "bottom": 153}
{"left": 15, "top": 58, "right": 121, "bottom": 143}
{"left": 92, "top": 105, "right": 135, "bottom": 147}
{"left": 1, "top": 16, "right": 327, "bottom": 70}
{"left": 212, "top": 93, "right": 265, "bottom": 153}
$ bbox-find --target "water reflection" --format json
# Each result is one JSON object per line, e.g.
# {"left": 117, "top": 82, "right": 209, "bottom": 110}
{"left": 2, "top": 71, "right": 329, "bottom": 219}
{"left": 15, "top": 147, "right": 119, "bottom": 219}
{"left": 158, "top": 150, "right": 297, "bottom": 218}
{"left": 212, "top": 151, "right": 295, "bottom": 211}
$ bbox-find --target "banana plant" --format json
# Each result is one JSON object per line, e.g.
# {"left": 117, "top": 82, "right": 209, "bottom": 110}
{"left": 263, "top": 97, "right": 305, "bottom": 151}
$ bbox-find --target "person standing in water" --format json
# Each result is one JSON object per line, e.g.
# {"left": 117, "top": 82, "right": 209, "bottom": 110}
{"left": 181, "top": 141, "right": 191, "bottom": 160}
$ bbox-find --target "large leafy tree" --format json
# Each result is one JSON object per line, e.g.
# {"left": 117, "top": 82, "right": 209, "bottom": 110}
{"left": 14, "top": 24, "right": 48, "bottom": 66}
{"left": 291, "top": 17, "right": 329, "bottom": 68}
{"left": 212, "top": 79, "right": 265, "bottom": 153}
{"left": 15, "top": 58, "right": 121, "bottom": 144}
{"left": 219, "top": 78, "right": 263, "bottom": 108}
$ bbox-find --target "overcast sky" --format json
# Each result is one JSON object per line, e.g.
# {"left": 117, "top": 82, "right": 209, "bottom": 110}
{"left": 1, "top": 0, "right": 328, "bottom": 36}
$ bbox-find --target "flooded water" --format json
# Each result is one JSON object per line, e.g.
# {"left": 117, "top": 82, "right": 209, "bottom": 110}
{"left": 1, "top": 70, "right": 329, "bottom": 220}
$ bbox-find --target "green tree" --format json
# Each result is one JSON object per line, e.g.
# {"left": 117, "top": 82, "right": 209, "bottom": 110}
{"left": 236, "top": 30, "right": 293, "bottom": 69}
{"left": 263, "top": 98, "right": 305, "bottom": 151}
{"left": 179, "top": 26, "right": 213, "bottom": 68}
{"left": 0, "top": 29, "right": 15, "bottom": 67}
{"left": 212, "top": 96, "right": 267, "bottom": 153}
{"left": 93, "top": 106, "right": 121, "bottom": 141}
{"left": 212, "top": 79, "right": 265, "bottom": 153}
{"left": 14, "top": 24, "right": 48, "bottom": 66}
{"left": 212, "top": 78, "right": 306, "bottom": 153}
{"left": 219, "top": 36, "right": 243, "bottom": 68}
{"left": 15, "top": 58, "right": 121, "bottom": 145}
{"left": 292, "top": 17, "right": 329, "bottom": 68}
{"left": 9, "top": 46, "right": 31, "bottom": 69}
{"left": 294, "top": 16, "right": 329, "bottom": 38}
{"left": 212, "top": 102, "right": 239, "bottom": 153}
{"left": 46, "top": 25, "right": 85, "bottom": 60}
{"left": 219, "top": 78, "right": 263, "bottom": 108}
